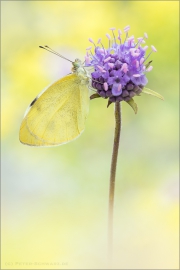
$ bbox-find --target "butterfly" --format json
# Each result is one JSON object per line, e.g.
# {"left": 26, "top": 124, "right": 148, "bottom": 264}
{"left": 19, "top": 46, "right": 90, "bottom": 147}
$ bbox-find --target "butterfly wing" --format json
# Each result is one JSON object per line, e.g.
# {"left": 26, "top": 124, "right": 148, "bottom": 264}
{"left": 19, "top": 73, "right": 89, "bottom": 146}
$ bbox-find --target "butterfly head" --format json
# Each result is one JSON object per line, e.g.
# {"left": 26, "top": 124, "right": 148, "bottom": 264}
{"left": 72, "top": 58, "right": 83, "bottom": 72}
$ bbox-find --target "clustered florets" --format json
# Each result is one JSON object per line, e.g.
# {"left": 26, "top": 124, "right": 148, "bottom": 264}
{"left": 85, "top": 26, "right": 157, "bottom": 104}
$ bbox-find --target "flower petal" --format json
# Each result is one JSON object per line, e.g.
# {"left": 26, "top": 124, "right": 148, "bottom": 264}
{"left": 112, "top": 83, "right": 122, "bottom": 96}
{"left": 107, "top": 77, "right": 114, "bottom": 85}
{"left": 92, "top": 71, "right": 100, "bottom": 79}
{"left": 102, "top": 71, "right": 109, "bottom": 79}
{"left": 140, "top": 75, "right": 148, "bottom": 85}
{"left": 131, "top": 76, "right": 141, "bottom": 85}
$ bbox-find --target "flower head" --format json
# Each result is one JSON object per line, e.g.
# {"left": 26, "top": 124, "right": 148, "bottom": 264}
{"left": 86, "top": 26, "right": 162, "bottom": 110}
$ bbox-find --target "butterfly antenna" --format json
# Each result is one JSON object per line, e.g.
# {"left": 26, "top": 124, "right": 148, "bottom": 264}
{"left": 44, "top": 45, "right": 73, "bottom": 63}
{"left": 87, "top": 75, "right": 104, "bottom": 85}
{"left": 39, "top": 45, "right": 73, "bottom": 63}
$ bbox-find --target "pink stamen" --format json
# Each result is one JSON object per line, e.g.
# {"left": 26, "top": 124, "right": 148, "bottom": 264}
{"left": 108, "top": 63, "right": 114, "bottom": 68}
{"left": 144, "top": 33, "right": 148, "bottom": 39}
{"left": 124, "top": 25, "right": 130, "bottom": 32}
{"left": 98, "top": 48, "right": 105, "bottom": 53}
{"left": 133, "top": 74, "right": 141, "bottom": 77}
{"left": 146, "top": 66, "right": 153, "bottom": 72}
{"left": 97, "top": 65, "right": 106, "bottom": 73}
{"left": 118, "top": 84, "right": 122, "bottom": 92}
{"left": 130, "top": 48, "right": 139, "bottom": 53}
{"left": 131, "top": 49, "right": 140, "bottom": 57}
{"left": 110, "top": 27, "right": 116, "bottom": 30}
{"left": 85, "top": 56, "right": 90, "bottom": 64}
{"left": 135, "top": 37, "right": 144, "bottom": 47}
{"left": 140, "top": 57, "right": 144, "bottom": 65}
{"left": 118, "top": 29, "right": 122, "bottom": 36}
{"left": 121, "top": 63, "right": 129, "bottom": 73}
{"left": 97, "top": 65, "right": 104, "bottom": 71}
{"left": 151, "top": 45, "right": 157, "bottom": 52}
{"left": 97, "top": 38, "right": 101, "bottom": 44}
{"left": 106, "top": 33, "right": 111, "bottom": 40}
{"left": 103, "top": 82, "right": 108, "bottom": 91}
{"left": 128, "top": 35, "right": 134, "bottom": 41}
{"left": 143, "top": 46, "right": 148, "bottom": 51}
{"left": 86, "top": 46, "right": 92, "bottom": 50}
{"left": 128, "top": 35, "right": 134, "bottom": 46}
{"left": 89, "top": 38, "right": 94, "bottom": 43}
{"left": 104, "top": 56, "right": 111, "bottom": 63}
{"left": 136, "top": 60, "right": 139, "bottom": 68}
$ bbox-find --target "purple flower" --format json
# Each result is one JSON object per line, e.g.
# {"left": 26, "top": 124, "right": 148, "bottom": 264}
{"left": 86, "top": 26, "right": 157, "bottom": 103}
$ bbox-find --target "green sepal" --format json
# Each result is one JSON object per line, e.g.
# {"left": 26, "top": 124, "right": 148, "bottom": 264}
{"left": 142, "top": 87, "right": 164, "bottom": 100}
{"left": 126, "top": 98, "right": 138, "bottom": 114}
{"left": 90, "top": 93, "right": 101, "bottom": 100}
{"left": 107, "top": 99, "right": 113, "bottom": 108}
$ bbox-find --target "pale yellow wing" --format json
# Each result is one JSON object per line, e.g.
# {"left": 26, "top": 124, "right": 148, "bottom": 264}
{"left": 19, "top": 73, "right": 89, "bottom": 146}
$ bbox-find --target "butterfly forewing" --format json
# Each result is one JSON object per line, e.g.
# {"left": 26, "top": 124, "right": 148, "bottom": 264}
{"left": 19, "top": 74, "right": 89, "bottom": 146}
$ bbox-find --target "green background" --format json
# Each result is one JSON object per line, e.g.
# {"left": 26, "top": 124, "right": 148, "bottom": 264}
{"left": 1, "top": 1, "right": 179, "bottom": 269}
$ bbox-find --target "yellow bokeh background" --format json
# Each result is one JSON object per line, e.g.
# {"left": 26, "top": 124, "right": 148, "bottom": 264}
{"left": 1, "top": 1, "right": 179, "bottom": 269}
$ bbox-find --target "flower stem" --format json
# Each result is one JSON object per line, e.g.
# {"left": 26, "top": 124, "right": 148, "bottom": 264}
{"left": 108, "top": 102, "right": 121, "bottom": 266}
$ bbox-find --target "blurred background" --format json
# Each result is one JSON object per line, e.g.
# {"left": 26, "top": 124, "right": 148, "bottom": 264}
{"left": 1, "top": 1, "right": 179, "bottom": 269}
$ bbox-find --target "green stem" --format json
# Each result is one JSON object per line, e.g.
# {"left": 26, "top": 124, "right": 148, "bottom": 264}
{"left": 108, "top": 102, "right": 121, "bottom": 266}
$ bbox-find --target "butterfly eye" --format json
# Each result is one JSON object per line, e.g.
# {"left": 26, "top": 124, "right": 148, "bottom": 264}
{"left": 75, "top": 58, "right": 82, "bottom": 64}
{"left": 73, "top": 59, "right": 82, "bottom": 69}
